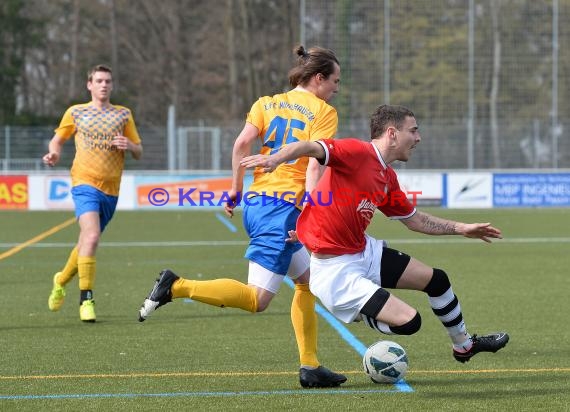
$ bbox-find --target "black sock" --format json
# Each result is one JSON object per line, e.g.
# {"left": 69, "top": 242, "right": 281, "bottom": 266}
{"left": 80, "top": 290, "right": 93, "bottom": 304}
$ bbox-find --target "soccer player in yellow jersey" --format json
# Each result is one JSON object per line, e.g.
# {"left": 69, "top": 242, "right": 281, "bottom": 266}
{"left": 43, "top": 64, "right": 142, "bottom": 322}
{"left": 139, "top": 46, "right": 346, "bottom": 388}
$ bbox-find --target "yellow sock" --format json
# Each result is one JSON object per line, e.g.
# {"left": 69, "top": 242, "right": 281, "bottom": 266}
{"left": 78, "top": 256, "right": 96, "bottom": 291}
{"left": 58, "top": 246, "right": 78, "bottom": 285}
{"left": 171, "top": 278, "right": 258, "bottom": 313}
{"left": 291, "top": 283, "right": 319, "bottom": 368}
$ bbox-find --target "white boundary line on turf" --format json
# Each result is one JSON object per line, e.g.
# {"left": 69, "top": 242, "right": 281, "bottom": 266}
{"left": 2, "top": 236, "right": 570, "bottom": 248}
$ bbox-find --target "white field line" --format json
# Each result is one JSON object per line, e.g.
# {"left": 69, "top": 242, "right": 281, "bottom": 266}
{"left": 1, "top": 237, "right": 570, "bottom": 248}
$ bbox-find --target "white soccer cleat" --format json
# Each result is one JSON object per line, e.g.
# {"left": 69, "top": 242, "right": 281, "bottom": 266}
{"left": 137, "top": 269, "right": 179, "bottom": 322}
{"left": 138, "top": 299, "right": 161, "bottom": 321}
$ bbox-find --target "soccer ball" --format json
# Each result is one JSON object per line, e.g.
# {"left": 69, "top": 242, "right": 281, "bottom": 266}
{"left": 362, "top": 340, "right": 408, "bottom": 384}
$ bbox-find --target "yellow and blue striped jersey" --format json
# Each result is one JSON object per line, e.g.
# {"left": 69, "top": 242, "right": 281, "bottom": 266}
{"left": 55, "top": 103, "right": 141, "bottom": 196}
{"left": 247, "top": 89, "right": 337, "bottom": 206}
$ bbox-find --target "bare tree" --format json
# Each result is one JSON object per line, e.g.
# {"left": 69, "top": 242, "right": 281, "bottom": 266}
{"left": 490, "top": 0, "right": 502, "bottom": 168}
{"left": 239, "top": 0, "right": 255, "bottom": 106}
{"left": 226, "top": 0, "right": 239, "bottom": 118}
{"left": 67, "top": 0, "right": 80, "bottom": 101}
{"left": 109, "top": 0, "right": 119, "bottom": 91}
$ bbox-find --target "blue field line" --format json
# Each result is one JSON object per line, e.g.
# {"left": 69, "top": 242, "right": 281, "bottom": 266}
{"left": 215, "top": 212, "right": 238, "bottom": 232}
{"left": 283, "top": 277, "right": 414, "bottom": 393}
{"left": 3, "top": 265, "right": 412, "bottom": 401}
{"left": 0, "top": 388, "right": 403, "bottom": 401}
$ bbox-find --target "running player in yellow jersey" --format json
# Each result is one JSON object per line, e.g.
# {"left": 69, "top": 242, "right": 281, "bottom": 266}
{"left": 138, "top": 46, "right": 346, "bottom": 388}
{"left": 44, "top": 64, "right": 142, "bottom": 322}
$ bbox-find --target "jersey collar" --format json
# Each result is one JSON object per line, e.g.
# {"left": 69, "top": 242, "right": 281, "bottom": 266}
{"left": 370, "top": 142, "right": 388, "bottom": 170}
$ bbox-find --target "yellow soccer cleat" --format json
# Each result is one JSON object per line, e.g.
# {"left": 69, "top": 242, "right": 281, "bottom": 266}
{"left": 48, "top": 272, "right": 66, "bottom": 312}
{"left": 79, "top": 299, "right": 96, "bottom": 322}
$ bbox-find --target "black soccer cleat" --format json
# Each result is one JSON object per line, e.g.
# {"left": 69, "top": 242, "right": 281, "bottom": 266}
{"left": 138, "top": 269, "right": 179, "bottom": 322}
{"left": 299, "top": 366, "right": 347, "bottom": 388}
{"left": 453, "top": 332, "right": 509, "bottom": 363}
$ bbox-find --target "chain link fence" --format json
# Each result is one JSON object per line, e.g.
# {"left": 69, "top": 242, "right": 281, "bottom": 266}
{"left": 1, "top": 0, "right": 568, "bottom": 171}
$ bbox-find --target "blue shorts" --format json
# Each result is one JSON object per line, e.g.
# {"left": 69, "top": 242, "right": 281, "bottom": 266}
{"left": 242, "top": 196, "right": 303, "bottom": 275}
{"left": 71, "top": 185, "right": 118, "bottom": 232}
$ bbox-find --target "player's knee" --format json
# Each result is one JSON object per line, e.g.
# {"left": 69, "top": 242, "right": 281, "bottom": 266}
{"left": 255, "top": 294, "right": 272, "bottom": 312}
{"left": 423, "top": 268, "right": 451, "bottom": 297}
{"left": 80, "top": 229, "right": 101, "bottom": 246}
{"left": 389, "top": 312, "right": 422, "bottom": 335}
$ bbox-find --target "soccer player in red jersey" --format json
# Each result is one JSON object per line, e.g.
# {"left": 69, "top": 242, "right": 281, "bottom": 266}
{"left": 241, "top": 104, "right": 509, "bottom": 363}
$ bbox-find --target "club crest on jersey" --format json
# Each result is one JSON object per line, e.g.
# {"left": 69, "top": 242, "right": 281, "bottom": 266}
{"left": 356, "top": 198, "right": 376, "bottom": 222}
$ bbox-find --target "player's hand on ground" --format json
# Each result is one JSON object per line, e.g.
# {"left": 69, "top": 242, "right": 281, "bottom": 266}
{"left": 240, "top": 154, "right": 278, "bottom": 172}
{"left": 458, "top": 222, "right": 502, "bottom": 243}
{"left": 42, "top": 152, "right": 60, "bottom": 167}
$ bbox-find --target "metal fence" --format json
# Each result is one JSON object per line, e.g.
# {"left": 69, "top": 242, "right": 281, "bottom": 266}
{"left": 300, "top": 0, "right": 569, "bottom": 170}
{"left": 2, "top": 118, "right": 568, "bottom": 172}
{"left": 1, "top": 0, "right": 568, "bottom": 171}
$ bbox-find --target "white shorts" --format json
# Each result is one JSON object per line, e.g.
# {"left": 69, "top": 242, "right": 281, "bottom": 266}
{"left": 247, "top": 247, "right": 310, "bottom": 294}
{"left": 309, "top": 235, "right": 387, "bottom": 323}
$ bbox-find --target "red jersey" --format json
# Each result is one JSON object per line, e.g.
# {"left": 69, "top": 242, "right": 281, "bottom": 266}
{"left": 297, "top": 138, "right": 416, "bottom": 255}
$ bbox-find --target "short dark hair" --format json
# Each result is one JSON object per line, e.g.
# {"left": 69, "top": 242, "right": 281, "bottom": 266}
{"left": 87, "top": 64, "right": 112, "bottom": 82}
{"left": 288, "top": 45, "right": 339, "bottom": 88}
{"left": 370, "top": 105, "right": 415, "bottom": 140}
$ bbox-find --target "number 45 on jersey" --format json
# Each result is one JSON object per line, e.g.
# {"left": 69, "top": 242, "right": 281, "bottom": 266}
{"left": 263, "top": 116, "right": 305, "bottom": 164}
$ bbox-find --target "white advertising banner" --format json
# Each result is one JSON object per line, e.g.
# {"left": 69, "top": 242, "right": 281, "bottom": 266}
{"left": 445, "top": 172, "right": 493, "bottom": 208}
{"left": 28, "top": 174, "right": 136, "bottom": 211}
{"left": 396, "top": 171, "right": 443, "bottom": 206}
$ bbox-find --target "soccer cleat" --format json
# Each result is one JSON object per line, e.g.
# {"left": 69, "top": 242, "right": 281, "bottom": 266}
{"left": 79, "top": 299, "right": 96, "bottom": 323}
{"left": 453, "top": 332, "right": 509, "bottom": 363}
{"left": 299, "top": 366, "right": 347, "bottom": 388}
{"left": 138, "top": 269, "right": 179, "bottom": 322}
{"left": 48, "top": 272, "right": 66, "bottom": 312}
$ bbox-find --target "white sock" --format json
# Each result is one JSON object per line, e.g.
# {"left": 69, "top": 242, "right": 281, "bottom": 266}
{"left": 453, "top": 335, "right": 473, "bottom": 352}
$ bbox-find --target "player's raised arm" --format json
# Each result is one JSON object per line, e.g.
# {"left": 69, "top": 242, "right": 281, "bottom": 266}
{"left": 240, "top": 140, "right": 325, "bottom": 172}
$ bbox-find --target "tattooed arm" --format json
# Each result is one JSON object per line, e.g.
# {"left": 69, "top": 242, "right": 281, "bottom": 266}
{"left": 401, "top": 210, "right": 503, "bottom": 243}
